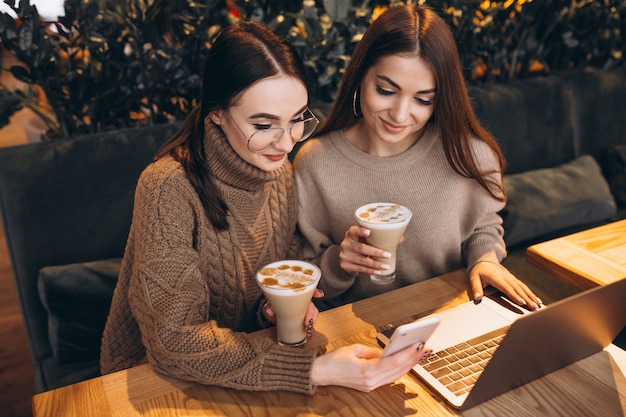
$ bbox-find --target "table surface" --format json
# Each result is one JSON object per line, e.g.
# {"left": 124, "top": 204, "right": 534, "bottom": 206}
{"left": 526, "top": 219, "right": 626, "bottom": 290}
{"left": 32, "top": 270, "right": 626, "bottom": 417}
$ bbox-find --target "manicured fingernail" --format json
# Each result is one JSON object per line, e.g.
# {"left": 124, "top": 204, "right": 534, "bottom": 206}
{"left": 473, "top": 293, "right": 482, "bottom": 304}
{"left": 306, "top": 319, "right": 313, "bottom": 339}
{"left": 519, "top": 298, "right": 526, "bottom": 305}
{"left": 418, "top": 349, "right": 432, "bottom": 363}
{"left": 382, "top": 251, "right": 391, "bottom": 259}
{"left": 380, "top": 264, "right": 390, "bottom": 270}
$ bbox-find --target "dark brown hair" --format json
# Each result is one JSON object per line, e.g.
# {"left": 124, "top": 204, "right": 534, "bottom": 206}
{"left": 155, "top": 21, "right": 307, "bottom": 230}
{"left": 319, "top": 5, "right": 506, "bottom": 201}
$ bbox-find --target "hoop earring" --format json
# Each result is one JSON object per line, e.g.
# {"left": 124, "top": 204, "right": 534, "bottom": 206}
{"left": 352, "top": 87, "right": 362, "bottom": 118}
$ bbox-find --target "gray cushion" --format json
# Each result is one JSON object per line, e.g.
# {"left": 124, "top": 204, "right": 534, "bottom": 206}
{"left": 37, "top": 258, "right": 121, "bottom": 364}
{"left": 500, "top": 155, "right": 617, "bottom": 247}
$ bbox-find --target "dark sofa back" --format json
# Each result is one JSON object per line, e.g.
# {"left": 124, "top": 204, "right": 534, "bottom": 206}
{"left": 470, "top": 75, "right": 577, "bottom": 175}
{"left": 0, "top": 123, "right": 178, "bottom": 391}
{"left": 469, "top": 68, "right": 626, "bottom": 175}
{"left": 564, "top": 69, "right": 626, "bottom": 160}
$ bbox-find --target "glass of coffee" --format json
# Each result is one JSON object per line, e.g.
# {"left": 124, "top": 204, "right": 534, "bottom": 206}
{"left": 354, "top": 202, "right": 413, "bottom": 285}
{"left": 256, "top": 260, "right": 321, "bottom": 347}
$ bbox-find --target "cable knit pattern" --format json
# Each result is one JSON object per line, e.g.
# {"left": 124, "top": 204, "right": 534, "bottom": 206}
{"left": 294, "top": 126, "right": 507, "bottom": 309}
{"left": 100, "top": 124, "right": 315, "bottom": 393}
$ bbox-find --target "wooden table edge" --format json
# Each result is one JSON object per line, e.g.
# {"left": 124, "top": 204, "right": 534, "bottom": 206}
{"left": 31, "top": 270, "right": 471, "bottom": 417}
{"left": 526, "top": 245, "right": 603, "bottom": 290}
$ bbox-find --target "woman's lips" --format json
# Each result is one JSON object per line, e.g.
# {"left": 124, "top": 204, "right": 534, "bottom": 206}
{"left": 380, "top": 118, "right": 407, "bottom": 133}
{"left": 264, "top": 153, "right": 286, "bottom": 162}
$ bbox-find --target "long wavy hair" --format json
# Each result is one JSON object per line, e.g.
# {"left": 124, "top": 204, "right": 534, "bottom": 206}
{"left": 319, "top": 5, "right": 506, "bottom": 201}
{"left": 155, "top": 21, "right": 308, "bottom": 230}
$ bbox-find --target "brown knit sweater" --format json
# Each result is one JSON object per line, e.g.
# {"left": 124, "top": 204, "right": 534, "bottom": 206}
{"left": 100, "top": 124, "right": 317, "bottom": 394}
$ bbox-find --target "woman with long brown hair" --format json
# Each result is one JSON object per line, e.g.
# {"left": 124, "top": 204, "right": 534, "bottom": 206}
{"left": 295, "top": 4, "right": 541, "bottom": 310}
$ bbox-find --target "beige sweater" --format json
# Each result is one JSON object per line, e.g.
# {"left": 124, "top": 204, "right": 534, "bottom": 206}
{"left": 294, "top": 126, "right": 506, "bottom": 309}
{"left": 100, "top": 124, "right": 317, "bottom": 394}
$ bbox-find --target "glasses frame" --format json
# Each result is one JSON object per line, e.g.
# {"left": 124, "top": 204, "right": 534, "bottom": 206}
{"left": 226, "top": 107, "right": 319, "bottom": 153}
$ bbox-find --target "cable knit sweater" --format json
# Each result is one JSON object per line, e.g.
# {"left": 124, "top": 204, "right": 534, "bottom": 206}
{"left": 293, "top": 126, "right": 507, "bottom": 309}
{"left": 100, "top": 124, "right": 317, "bottom": 394}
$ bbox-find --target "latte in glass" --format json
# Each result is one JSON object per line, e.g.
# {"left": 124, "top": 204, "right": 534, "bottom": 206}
{"left": 256, "top": 260, "right": 321, "bottom": 346}
{"left": 355, "top": 202, "right": 413, "bottom": 284}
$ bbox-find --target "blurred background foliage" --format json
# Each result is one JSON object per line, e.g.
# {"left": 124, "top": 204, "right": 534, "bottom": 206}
{"left": 0, "top": 0, "right": 624, "bottom": 138}
{"left": 254, "top": 0, "right": 625, "bottom": 101}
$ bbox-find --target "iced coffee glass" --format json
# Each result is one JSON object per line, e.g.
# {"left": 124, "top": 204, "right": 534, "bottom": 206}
{"left": 355, "top": 202, "right": 413, "bottom": 285}
{"left": 256, "top": 260, "right": 321, "bottom": 347}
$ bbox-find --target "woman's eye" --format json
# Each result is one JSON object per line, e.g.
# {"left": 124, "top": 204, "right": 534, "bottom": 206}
{"left": 376, "top": 86, "right": 394, "bottom": 95}
{"left": 253, "top": 123, "right": 272, "bottom": 131}
{"left": 417, "top": 98, "right": 433, "bottom": 106}
{"left": 291, "top": 115, "right": 306, "bottom": 124}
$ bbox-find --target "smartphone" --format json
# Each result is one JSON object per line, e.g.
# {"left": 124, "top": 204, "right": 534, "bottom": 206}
{"left": 377, "top": 316, "right": 440, "bottom": 357}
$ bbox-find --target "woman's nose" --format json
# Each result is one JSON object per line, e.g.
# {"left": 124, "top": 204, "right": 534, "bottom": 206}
{"left": 390, "top": 99, "right": 411, "bottom": 122}
{"left": 273, "top": 128, "right": 294, "bottom": 153}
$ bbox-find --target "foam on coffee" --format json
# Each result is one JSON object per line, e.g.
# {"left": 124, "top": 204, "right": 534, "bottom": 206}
{"left": 257, "top": 261, "right": 318, "bottom": 294}
{"left": 356, "top": 203, "right": 412, "bottom": 225}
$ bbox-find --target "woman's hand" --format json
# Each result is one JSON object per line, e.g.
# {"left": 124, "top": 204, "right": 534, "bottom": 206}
{"left": 311, "top": 343, "right": 431, "bottom": 392}
{"left": 469, "top": 261, "right": 542, "bottom": 310}
{"left": 338, "top": 225, "right": 393, "bottom": 275}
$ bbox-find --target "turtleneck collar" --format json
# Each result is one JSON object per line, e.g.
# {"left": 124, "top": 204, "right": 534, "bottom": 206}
{"left": 203, "top": 122, "right": 286, "bottom": 191}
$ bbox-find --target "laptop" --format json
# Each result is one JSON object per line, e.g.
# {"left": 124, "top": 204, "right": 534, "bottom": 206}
{"left": 377, "top": 277, "right": 626, "bottom": 410}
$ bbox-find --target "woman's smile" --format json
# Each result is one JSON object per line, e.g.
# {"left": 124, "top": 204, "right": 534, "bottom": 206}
{"left": 263, "top": 153, "right": 287, "bottom": 163}
{"left": 380, "top": 116, "right": 408, "bottom": 134}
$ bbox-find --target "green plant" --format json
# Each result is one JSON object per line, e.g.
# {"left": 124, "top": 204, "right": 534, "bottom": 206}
{"left": 231, "top": 0, "right": 625, "bottom": 96}
{"left": 0, "top": 0, "right": 226, "bottom": 138}
{"left": 1, "top": 0, "right": 624, "bottom": 139}
{"left": 231, "top": 0, "right": 386, "bottom": 102}
{"left": 431, "top": 0, "right": 626, "bottom": 84}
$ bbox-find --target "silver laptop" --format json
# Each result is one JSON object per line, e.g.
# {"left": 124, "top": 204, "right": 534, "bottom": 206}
{"left": 377, "top": 277, "right": 626, "bottom": 410}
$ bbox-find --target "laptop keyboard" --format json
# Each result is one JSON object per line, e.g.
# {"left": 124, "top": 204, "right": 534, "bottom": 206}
{"left": 421, "top": 326, "right": 508, "bottom": 395}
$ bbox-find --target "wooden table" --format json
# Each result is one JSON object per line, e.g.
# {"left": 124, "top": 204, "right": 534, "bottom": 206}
{"left": 527, "top": 219, "right": 626, "bottom": 290}
{"left": 32, "top": 270, "right": 626, "bottom": 417}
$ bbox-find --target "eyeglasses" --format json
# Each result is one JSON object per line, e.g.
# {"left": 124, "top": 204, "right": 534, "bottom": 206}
{"left": 226, "top": 107, "right": 319, "bottom": 153}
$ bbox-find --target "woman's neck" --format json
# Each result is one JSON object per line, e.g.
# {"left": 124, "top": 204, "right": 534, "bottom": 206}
{"left": 343, "top": 121, "right": 427, "bottom": 157}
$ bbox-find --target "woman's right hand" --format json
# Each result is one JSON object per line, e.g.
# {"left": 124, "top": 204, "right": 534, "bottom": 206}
{"left": 338, "top": 226, "right": 392, "bottom": 276}
{"left": 310, "top": 343, "right": 431, "bottom": 392}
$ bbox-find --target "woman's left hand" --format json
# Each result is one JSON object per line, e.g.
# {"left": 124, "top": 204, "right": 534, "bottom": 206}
{"left": 469, "top": 261, "right": 542, "bottom": 310}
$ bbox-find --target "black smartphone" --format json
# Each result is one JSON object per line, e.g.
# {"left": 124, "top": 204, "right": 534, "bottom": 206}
{"left": 377, "top": 316, "right": 440, "bottom": 357}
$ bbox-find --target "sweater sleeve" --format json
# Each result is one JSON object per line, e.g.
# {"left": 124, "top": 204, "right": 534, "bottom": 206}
{"left": 461, "top": 140, "right": 508, "bottom": 268}
{"left": 293, "top": 140, "right": 358, "bottom": 301}
{"left": 128, "top": 164, "right": 317, "bottom": 394}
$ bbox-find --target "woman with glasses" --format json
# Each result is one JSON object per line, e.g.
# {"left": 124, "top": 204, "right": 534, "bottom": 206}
{"left": 294, "top": 5, "right": 542, "bottom": 311}
{"left": 101, "top": 21, "right": 429, "bottom": 394}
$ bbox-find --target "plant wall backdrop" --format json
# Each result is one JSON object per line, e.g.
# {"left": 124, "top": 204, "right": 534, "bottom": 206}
{"left": 0, "top": 0, "right": 624, "bottom": 138}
